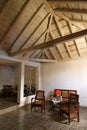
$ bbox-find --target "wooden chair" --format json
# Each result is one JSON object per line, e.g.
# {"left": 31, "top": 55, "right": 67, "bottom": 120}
{"left": 60, "top": 93, "right": 79, "bottom": 124}
{"left": 31, "top": 90, "right": 45, "bottom": 112}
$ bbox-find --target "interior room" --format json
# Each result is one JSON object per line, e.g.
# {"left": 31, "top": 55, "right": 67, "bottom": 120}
{"left": 0, "top": 0, "right": 87, "bottom": 129}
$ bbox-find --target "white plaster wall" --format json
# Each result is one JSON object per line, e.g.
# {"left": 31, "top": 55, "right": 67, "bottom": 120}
{"left": 41, "top": 58, "right": 87, "bottom": 107}
{"left": 0, "top": 65, "right": 14, "bottom": 86}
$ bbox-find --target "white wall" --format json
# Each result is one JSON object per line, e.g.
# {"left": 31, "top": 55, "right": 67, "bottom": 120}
{"left": 41, "top": 58, "right": 87, "bottom": 107}
{"left": 0, "top": 65, "right": 14, "bottom": 86}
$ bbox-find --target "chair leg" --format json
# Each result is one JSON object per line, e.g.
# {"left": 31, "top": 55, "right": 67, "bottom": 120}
{"left": 77, "top": 112, "right": 79, "bottom": 122}
{"left": 68, "top": 114, "right": 70, "bottom": 124}
{"left": 31, "top": 106, "right": 32, "bottom": 112}
{"left": 60, "top": 110, "right": 62, "bottom": 121}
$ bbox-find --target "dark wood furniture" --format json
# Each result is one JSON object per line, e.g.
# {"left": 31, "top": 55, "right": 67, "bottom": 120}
{"left": 31, "top": 90, "right": 45, "bottom": 112}
{"left": 0, "top": 85, "right": 17, "bottom": 97}
{"left": 50, "top": 89, "right": 77, "bottom": 100}
{"left": 60, "top": 93, "right": 79, "bottom": 124}
{"left": 49, "top": 89, "right": 77, "bottom": 111}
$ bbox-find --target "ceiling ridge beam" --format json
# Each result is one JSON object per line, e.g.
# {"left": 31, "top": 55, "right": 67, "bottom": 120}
{"left": 10, "top": 29, "right": 87, "bottom": 56}
{"left": 0, "top": 0, "right": 30, "bottom": 48}
{"left": 54, "top": 8, "right": 87, "bottom": 15}
{"left": 9, "top": 3, "right": 46, "bottom": 52}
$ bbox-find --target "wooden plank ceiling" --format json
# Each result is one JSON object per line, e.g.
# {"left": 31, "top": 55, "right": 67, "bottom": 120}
{"left": 0, "top": 0, "right": 87, "bottom": 62}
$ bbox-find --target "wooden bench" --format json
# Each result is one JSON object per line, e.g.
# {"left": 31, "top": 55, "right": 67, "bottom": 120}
{"left": 50, "top": 89, "right": 77, "bottom": 101}
{"left": 49, "top": 89, "right": 77, "bottom": 111}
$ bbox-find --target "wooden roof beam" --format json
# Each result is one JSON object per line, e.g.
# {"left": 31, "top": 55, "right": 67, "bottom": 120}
{"left": 54, "top": 15, "right": 72, "bottom": 58}
{"left": 54, "top": 8, "right": 87, "bottom": 15}
{"left": 0, "top": 0, "right": 30, "bottom": 47}
{"left": 10, "top": 29, "right": 87, "bottom": 56}
{"left": 67, "top": 22, "right": 81, "bottom": 56}
{"left": 18, "top": 12, "right": 51, "bottom": 51}
{"left": 49, "top": 29, "right": 64, "bottom": 59}
{"left": 9, "top": 3, "right": 46, "bottom": 52}
{"left": 55, "top": 13, "right": 85, "bottom": 29}
{"left": 28, "top": 58, "right": 57, "bottom": 63}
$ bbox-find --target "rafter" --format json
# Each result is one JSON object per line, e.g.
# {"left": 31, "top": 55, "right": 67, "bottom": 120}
{"left": 44, "top": 51, "right": 50, "bottom": 59}
{"left": 18, "top": 12, "right": 51, "bottom": 51}
{"left": 28, "top": 29, "right": 47, "bottom": 59}
{"left": 64, "top": 43, "right": 72, "bottom": 58}
{"left": 54, "top": 15, "right": 72, "bottom": 58}
{"left": 10, "top": 29, "right": 87, "bottom": 56}
{"left": 49, "top": 29, "right": 64, "bottom": 59}
{"left": 67, "top": 22, "right": 81, "bottom": 56}
{"left": 28, "top": 14, "right": 52, "bottom": 60}
{"left": 0, "top": 0, "right": 30, "bottom": 47}
{"left": 9, "top": 3, "right": 45, "bottom": 52}
{"left": 30, "top": 14, "right": 53, "bottom": 59}
{"left": 54, "top": 8, "right": 87, "bottom": 15}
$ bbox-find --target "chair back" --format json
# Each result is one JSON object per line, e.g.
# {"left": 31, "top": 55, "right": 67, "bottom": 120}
{"left": 35, "top": 90, "right": 45, "bottom": 100}
{"left": 69, "top": 93, "right": 79, "bottom": 103}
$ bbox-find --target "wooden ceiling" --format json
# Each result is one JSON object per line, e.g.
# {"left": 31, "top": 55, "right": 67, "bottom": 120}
{"left": 0, "top": 0, "right": 87, "bottom": 62}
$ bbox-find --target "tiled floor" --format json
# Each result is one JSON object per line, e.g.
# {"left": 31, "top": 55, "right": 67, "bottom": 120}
{"left": 0, "top": 96, "right": 17, "bottom": 110}
{"left": 0, "top": 104, "right": 87, "bottom": 130}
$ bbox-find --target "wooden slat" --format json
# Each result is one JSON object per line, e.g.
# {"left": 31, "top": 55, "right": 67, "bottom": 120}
{"left": 54, "top": 15, "right": 72, "bottom": 58}
{"left": 10, "top": 29, "right": 87, "bottom": 56}
{"left": 49, "top": 29, "right": 64, "bottom": 59}
{"left": 28, "top": 29, "right": 47, "bottom": 59}
{"left": 54, "top": 8, "right": 87, "bottom": 15}
{"left": 55, "top": 13, "right": 85, "bottom": 29}
{"left": 67, "top": 22, "right": 81, "bottom": 56}
{"left": 48, "top": 48, "right": 57, "bottom": 59}
{"left": 44, "top": 51, "right": 50, "bottom": 59}
{"left": 27, "top": 14, "right": 52, "bottom": 59}
{"left": 9, "top": 3, "right": 45, "bottom": 52}
{"left": 55, "top": 45, "right": 64, "bottom": 59}
{"left": 0, "top": 0, "right": 9, "bottom": 14}
{"left": 18, "top": 12, "right": 51, "bottom": 51}
{"left": 64, "top": 43, "right": 72, "bottom": 58}
{"left": 0, "top": 0, "right": 30, "bottom": 48}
